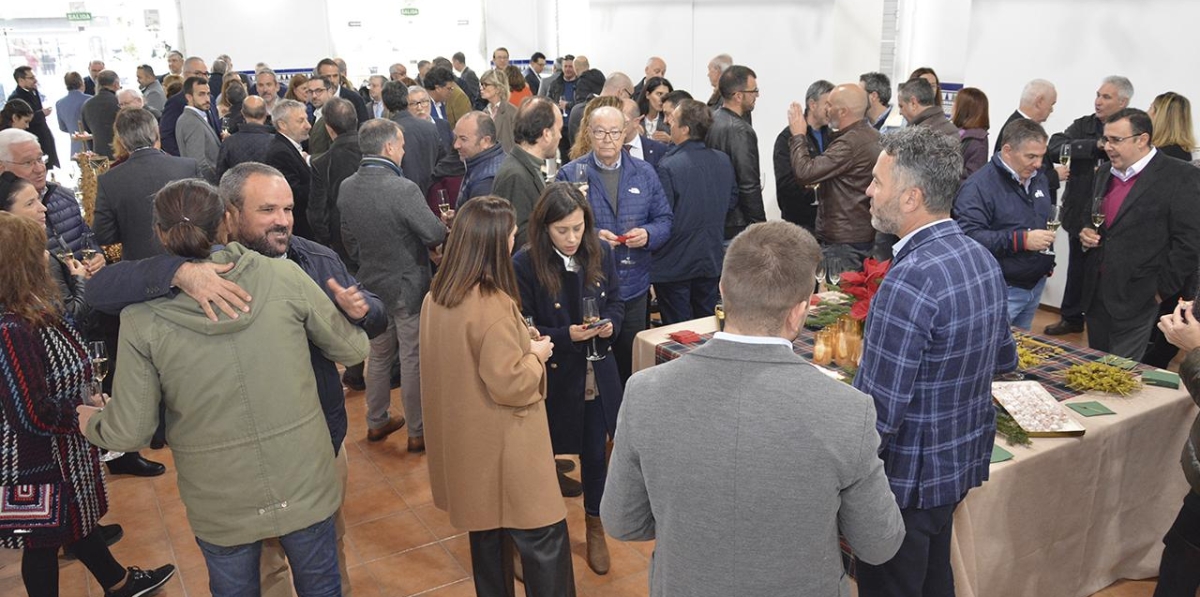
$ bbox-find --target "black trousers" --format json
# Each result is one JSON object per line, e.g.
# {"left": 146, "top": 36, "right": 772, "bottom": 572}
{"left": 1084, "top": 284, "right": 1158, "bottom": 360}
{"left": 1154, "top": 490, "right": 1200, "bottom": 597}
{"left": 23, "top": 527, "right": 125, "bottom": 597}
{"left": 613, "top": 292, "right": 648, "bottom": 385}
{"left": 468, "top": 520, "right": 575, "bottom": 597}
{"left": 856, "top": 503, "right": 958, "bottom": 597}
{"left": 1058, "top": 235, "right": 1087, "bottom": 325}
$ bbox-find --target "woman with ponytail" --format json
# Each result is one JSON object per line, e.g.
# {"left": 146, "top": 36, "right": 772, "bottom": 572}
{"left": 79, "top": 179, "right": 370, "bottom": 596}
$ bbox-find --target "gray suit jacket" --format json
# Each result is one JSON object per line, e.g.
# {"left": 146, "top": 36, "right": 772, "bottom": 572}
{"left": 81, "top": 89, "right": 120, "bottom": 159}
{"left": 176, "top": 107, "right": 220, "bottom": 183}
{"left": 388, "top": 111, "right": 444, "bottom": 195}
{"left": 338, "top": 162, "right": 447, "bottom": 313}
{"left": 601, "top": 337, "right": 905, "bottom": 596}
{"left": 141, "top": 81, "right": 166, "bottom": 117}
{"left": 93, "top": 149, "right": 202, "bottom": 260}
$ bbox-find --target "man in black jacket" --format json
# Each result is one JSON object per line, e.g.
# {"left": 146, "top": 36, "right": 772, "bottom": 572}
{"left": 263, "top": 99, "right": 313, "bottom": 239}
{"left": 316, "top": 58, "right": 370, "bottom": 126}
{"left": 10, "top": 66, "right": 60, "bottom": 168}
{"left": 1078, "top": 108, "right": 1200, "bottom": 359}
{"left": 216, "top": 96, "right": 274, "bottom": 177}
{"left": 308, "top": 97, "right": 359, "bottom": 262}
{"left": 706, "top": 65, "right": 765, "bottom": 241}
{"left": 776, "top": 80, "right": 832, "bottom": 231}
{"left": 1044, "top": 75, "right": 1133, "bottom": 336}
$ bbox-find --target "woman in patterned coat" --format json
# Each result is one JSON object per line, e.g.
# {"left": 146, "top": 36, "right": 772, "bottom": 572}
{"left": 0, "top": 206, "right": 173, "bottom": 597}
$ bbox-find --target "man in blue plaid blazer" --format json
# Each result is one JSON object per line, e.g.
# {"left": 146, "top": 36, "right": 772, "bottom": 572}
{"left": 853, "top": 126, "right": 1018, "bottom": 596}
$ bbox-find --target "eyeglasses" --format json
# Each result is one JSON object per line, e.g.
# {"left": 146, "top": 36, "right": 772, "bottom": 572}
{"left": 739, "top": 88, "right": 760, "bottom": 96}
{"left": 619, "top": 88, "right": 634, "bottom": 99}
{"left": 411, "top": 99, "right": 431, "bottom": 106}
{"left": 1101, "top": 133, "right": 1144, "bottom": 146}
{"left": 1, "top": 154, "right": 49, "bottom": 169}
{"left": 591, "top": 129, "right": 624, "bottom": 140}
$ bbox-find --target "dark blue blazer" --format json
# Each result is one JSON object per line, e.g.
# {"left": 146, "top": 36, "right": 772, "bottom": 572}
{"left": 639, "top": 135, "right": 668, "bottom": 170}
{"left": 514, "top": 245, "right": 624, "bottom": 454}
{"left": 651, "top": 140, "right": 737, "bottom": 283}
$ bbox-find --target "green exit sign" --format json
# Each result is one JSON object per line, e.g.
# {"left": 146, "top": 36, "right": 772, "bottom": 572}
{"left": 401, "top": 7, "right": 419, "bottom": 16}
{"left": 67, "top": 11, "right": 93, "bottom": 21}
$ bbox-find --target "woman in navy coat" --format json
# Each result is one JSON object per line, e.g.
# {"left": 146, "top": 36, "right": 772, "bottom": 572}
{"left": 513, "top": 182, "right": 624, "bottom": 575}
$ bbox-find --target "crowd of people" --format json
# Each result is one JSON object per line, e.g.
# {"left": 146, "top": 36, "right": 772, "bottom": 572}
{"left": 2, "top": 43, "right": 1200, "bottom": 597}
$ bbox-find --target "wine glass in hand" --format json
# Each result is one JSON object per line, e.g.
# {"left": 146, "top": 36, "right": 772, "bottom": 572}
{"left": 1092, "top": 196, "right": 1106, "bottom": 230}
{"left": 437, "top": 189, "right": 451, "bottom": 217}
{"left": 1042, "top": 205, "right": 1061, "bottom": 255}
{"left": 582, "top": 297, "right": 605, "bottom": 361}
{"left": 87, "top": 341, "right": 123, "bottom": 462}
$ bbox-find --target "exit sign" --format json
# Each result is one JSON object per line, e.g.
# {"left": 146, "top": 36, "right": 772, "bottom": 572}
{"left": 401, "top": 7, "right": 419, "bottom": 16}
{"left": 67, "top": 11, "right": 92, "bottom": 21}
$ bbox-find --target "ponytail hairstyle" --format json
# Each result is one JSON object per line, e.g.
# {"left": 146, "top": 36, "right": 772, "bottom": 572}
{"left": 152, "top": 179, "right": 225, "bottom": 259}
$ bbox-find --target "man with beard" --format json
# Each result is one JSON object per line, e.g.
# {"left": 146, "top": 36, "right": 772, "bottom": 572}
{"left": 707, "top": 65, "right": 765, "bottom": 241}
{"left": 84, "top": 162, "right": 387, "bottom": 597}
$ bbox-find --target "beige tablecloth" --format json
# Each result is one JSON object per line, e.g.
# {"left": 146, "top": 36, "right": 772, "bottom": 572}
{"left": 633, "top": 318, "right": 1197, "bottom": 597}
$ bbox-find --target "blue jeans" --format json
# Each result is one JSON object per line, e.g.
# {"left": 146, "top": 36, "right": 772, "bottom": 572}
{"left": 1006, "top": 277, "right": 1047, "bottom": 330}
{"left": 196, "top": 515, "right": 341, "bottom": 597}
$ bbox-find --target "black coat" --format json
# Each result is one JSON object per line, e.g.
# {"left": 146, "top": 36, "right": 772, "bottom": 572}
{"left": 1049, "top": 114, "right": 1106, "bottom": 233}
{"left": 309, "top": 131, "right": 361, "bottom": 253}
{"left": 93, "top": 149, "right": 201, "bottom": 260}
{"left": 1081, "top": 151, "right": 1200, "bottom": 321}
{"left": 338, "top": 87, "right": 371, "bottom": 127}
{"left": 262, "top": 133, "right": 313, "bottom": 240}
{"left": 216, "top": 122, "right": 275, "bottom": 178}
{"left": 10, "top": 86, "right": 60, "bottom": 168}
{"left": 514, "top": 245, "right": 625, "bottom": 454}
{"left": 388, "top": 111, "right": 444, "bottom": 195}
{"left": 652, "top": 140, "right": 736, "bottom": 284}
{"left": 706, "top": 107, "right": 765, "bottom": 239}
{"left": 80, "top": 89, "right": 120, "bottom": 159}
{"left": 774, "top": 125, "right": 818, "bottom": 230}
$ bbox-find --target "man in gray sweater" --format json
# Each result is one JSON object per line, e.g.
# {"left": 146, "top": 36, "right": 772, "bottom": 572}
{"left": 601, "top": 221, "right": 905, "bottom": 596}
{"left": 338, "top": 119, "right": 447, "bottom": 452}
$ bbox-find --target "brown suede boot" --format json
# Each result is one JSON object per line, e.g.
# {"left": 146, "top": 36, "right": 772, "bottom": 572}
{"left": 585, "top": 514, "right": 611, "bottom": 575}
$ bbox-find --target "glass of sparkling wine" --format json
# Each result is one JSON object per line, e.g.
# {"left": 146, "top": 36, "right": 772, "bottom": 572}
{"left": 1042, "top": 204, "right": 1061, "bottom": 255}
{"left": 524, "top": 316, "right": 539, "bottom": 340}
{"left": 80, "top": 232, "right": 98, "bottom": 264}
{"left": 573, "top": 162, "right": 589, "bottom": 196}
{"left": 87, "top": 341, "right": 123, "bottom": 462}
{"left": 1060, "top": 145, "right": 1071, "bottom": 168}
{"left": 814, "top": 261, "right": 827, "bottom": 293}
{"left": 436, "top": 189, "right": 451, "bottom": 217}
{"left": 582, "top": 297, "right": 605, "bottom": 361}
{"left": 54, "top": 235, "right": 73, "bottom": 264}
{"left": 1092, "top": 196, "right": 1105, "bottom": 229}
{"left": 544, "top": 158, "right": 558, "bottom": 183}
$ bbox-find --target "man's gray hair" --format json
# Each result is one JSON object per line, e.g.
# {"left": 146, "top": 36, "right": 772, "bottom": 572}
{"left": 999, "top": 118, "right": 1048, "bottom": 151}
{"left": 270, "top": 99, "right": 304, "bottom": 126}
{"left": 879, "top": 126, "right": 962, "bottom": 215}
{"left": 709, "top": 54, "right": 733, "bottom": 73}
{"left": 805, "top": 80, "right": 834, "bottom": 106}
{"left": 114, "top": 107, "right": 160, "bottom": 150}
{"left": 359, "top": 118, "right": 402, "bottom": 155}
{"left": 0, "top": 128, "right": 39, "bottom": 162}
{"left": 219, "top": 162, "right": 285, "bottom": 210}
{"left": 255, "top": 68, "right": 278, "bottom": 84}
{"left": 1102, "top": 75, "right": 1134, "bottom": 102}
{"left": 407, "top": 85, "right": 426, "bottom": 97}
{"left": 369, "top": 74, "right": 387, "bottom": 86}
{"left": 116, "top": 88, "right": 142, "bottom": 104}
{"left": 1019, "top": 79, "right": 1055, "bottom": 105}
{"left": 898, "top": 77, "right": 936, "bottom": 107}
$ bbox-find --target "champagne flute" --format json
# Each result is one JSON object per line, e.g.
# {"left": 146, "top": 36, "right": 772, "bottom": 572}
{"left": 80, "top": 232, "right": 98, "bottom": 264}
{"left": 573, "top": 162, "right": 589, "bottom": 196}
{"left": 436, "top": 189, "right": 451, "bottom": 217}
{"left": 814, "top": 261, "right": 827, "bottom": 293}
{"left": 1059, "top": 145, "right": 1071, "bottom": 168}
{"left": 618, "top": 217, "right": 637, "bottom": 267}
{"left": 524, "top": 316, "right": 539, "bottom": 340}
{"left": 827, "top": 268, "right": 841, "bottom": 288}
{"left": 54, "top": 234, "right": 73, "bottom": 264}
{"left": 1041, "top": 204, "right": 1061, "bottom": 255}
{"left": 1091, "top": 196, "right": 1105, "bottom": 230}
{"left": 87, "top": 341, "right": 124, "bottom": 462}
{"left": 582, "top": 297, "right": 605, "bottom": 361}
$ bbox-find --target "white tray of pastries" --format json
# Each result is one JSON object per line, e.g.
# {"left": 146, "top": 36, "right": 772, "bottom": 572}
{"left": 992, "top": 380, "right": 1085, "bottom": 437}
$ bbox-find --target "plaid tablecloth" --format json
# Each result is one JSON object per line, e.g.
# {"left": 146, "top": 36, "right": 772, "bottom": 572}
{"left": 655, "top": 327, "right": 1154, "bottom": 402}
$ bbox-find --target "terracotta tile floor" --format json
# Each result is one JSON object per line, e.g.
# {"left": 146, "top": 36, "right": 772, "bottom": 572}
{"left": 0, "top": 309, "right": 1166, "bottom": 596}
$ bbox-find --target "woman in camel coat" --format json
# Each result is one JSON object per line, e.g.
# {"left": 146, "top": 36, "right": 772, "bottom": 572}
{"left": 420, "top": 195, "right": 575, "bottom": 597}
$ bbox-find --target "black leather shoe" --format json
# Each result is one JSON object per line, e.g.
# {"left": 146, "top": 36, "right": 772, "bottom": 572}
{"left": 105, "top": 565, "right": 176, "bottom": 597}
{"left": 106, "top": 453, "right": 166, "bottom": 477}
{"left": 555, "top": 458, "right": 576, "bottom": 474}
{"left": 557, "top": 469, "right": 583, "bottom": 497}
{"left": 1043, "top": 320, "right": 1084, "bottom": 335}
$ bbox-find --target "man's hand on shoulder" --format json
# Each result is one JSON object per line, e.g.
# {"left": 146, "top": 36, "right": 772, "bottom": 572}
{"left": 172, "top": 262, "right": 251, "bottom": 322}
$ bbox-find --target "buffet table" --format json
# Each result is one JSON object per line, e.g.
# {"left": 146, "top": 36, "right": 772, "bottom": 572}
{"left": 633, "top": 317, "right": 1196, "bottom": 597}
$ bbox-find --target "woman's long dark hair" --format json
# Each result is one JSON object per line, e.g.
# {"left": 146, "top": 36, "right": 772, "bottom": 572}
{"left": 152, "top": 179, "right": 225, "bottom": 259}
{"left": 528, "top": 182, "right": 604, "bottom": 298}
{"left": 637, "top": 76, "right": 673, "bottom": 118}
{"left": 429, "top": 195, "right": 519, "bottom": 309}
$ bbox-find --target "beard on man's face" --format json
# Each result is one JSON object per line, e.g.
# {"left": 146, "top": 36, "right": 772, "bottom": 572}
{"left": 237, "top": 223, "right": 290, "bottom": 257}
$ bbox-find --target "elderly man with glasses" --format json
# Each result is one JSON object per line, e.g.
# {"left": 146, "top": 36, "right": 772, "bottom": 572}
{"left": 556, "top": 105, "right": 673, "bottom": 384}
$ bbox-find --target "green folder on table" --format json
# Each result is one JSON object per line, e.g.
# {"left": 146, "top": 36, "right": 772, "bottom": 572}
{"left": 1143, "top": 369, "right": 1181, "bottom": 389}
{"left": 1066, "top": 401, "right": 1115, "bottom": 417}
{"left": 991, "top": 445, "right": 1014, "bottom": 464}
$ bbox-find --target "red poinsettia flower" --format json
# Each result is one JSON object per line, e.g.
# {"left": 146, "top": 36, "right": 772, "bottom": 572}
{"left": 838, "top": 258, "right": 891, "bottom": 320}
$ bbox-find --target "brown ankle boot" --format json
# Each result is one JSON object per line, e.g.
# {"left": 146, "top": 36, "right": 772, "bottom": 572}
{"left": 585, "top": 514, "right": 611, "bottom": 575}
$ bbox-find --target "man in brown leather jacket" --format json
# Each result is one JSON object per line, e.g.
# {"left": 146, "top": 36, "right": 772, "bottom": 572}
{"left": 787, "top": 83, "right": 882, "bottom": 273}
